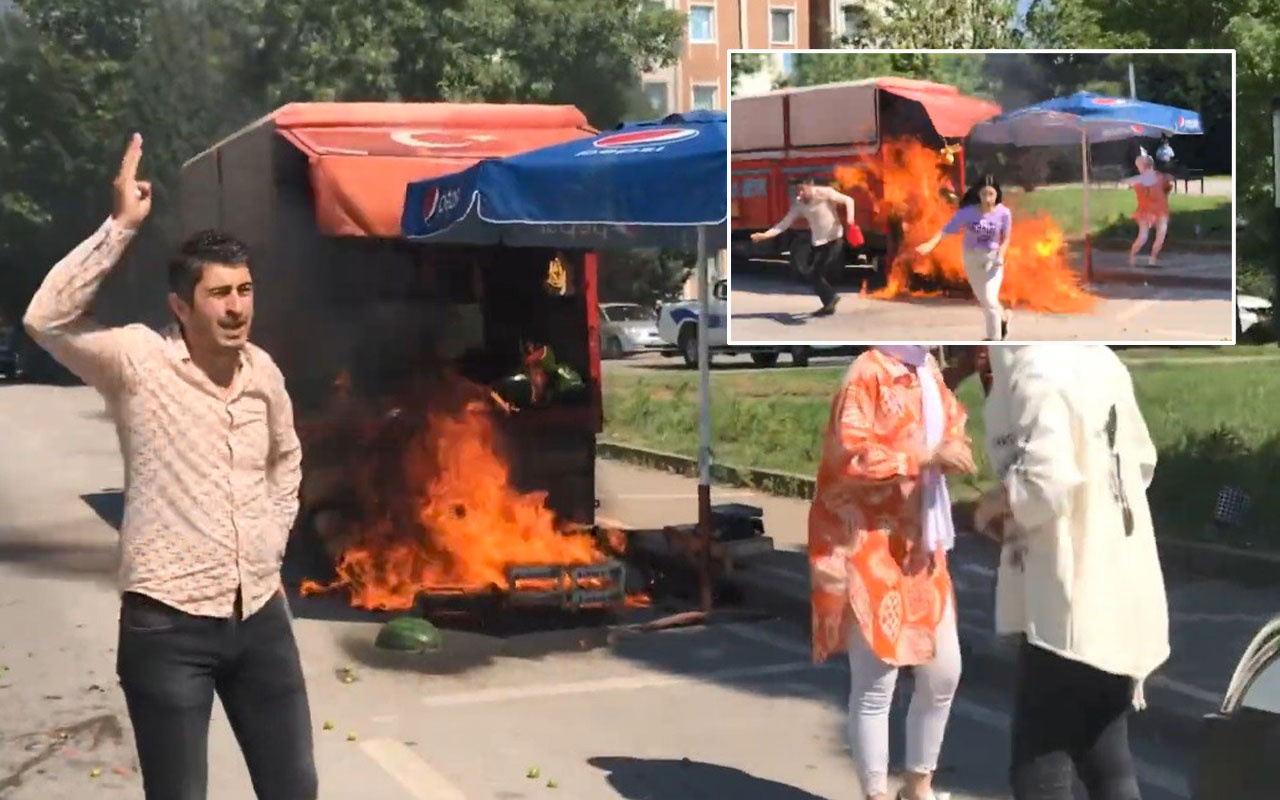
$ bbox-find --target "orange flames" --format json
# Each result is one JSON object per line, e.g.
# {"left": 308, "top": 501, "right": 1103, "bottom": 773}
{"left": 836, "top": 139, "right": 1096, "bottom": 313}
{"left": 300, "top": 380, "right": 621, "bottom": 611}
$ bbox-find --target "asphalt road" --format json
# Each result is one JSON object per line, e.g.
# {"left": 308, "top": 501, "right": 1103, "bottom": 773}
{"left": 727, "top": 271, "right": 1235, "bottom": 344}
{"left": 1, "top": 385, "right": 1264, "bottom": 799}
{"left": 598, "top": 460, "right": 1280, "bottom": 800}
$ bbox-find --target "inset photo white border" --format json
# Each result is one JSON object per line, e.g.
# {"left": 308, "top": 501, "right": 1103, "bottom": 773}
{"left": 724, "top": 48, "right": 1238, "bottom": 347}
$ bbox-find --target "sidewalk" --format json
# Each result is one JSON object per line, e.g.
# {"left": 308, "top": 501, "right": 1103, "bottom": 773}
{"left": 598, "top": 458, "right": 1280, "bottom": 746}
{"left": 1077, "top": 245, "right": 1233, "bottom": 290}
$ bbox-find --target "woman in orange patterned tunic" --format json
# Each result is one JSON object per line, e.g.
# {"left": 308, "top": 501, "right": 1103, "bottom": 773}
{"left": 1122, "top": 153, "right": 1174, "bottom": 268}
{"left": 810, "top": 345, "right": 977, "bottom": 800}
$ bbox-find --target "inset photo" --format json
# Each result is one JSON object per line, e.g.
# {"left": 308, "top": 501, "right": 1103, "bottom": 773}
{"left": 728, "top": 50, "right": 1235, "bottom": 344}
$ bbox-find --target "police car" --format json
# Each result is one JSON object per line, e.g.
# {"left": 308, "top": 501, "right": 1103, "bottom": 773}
{"left": 656, "top": 279, "right": 837, "bottom": 368}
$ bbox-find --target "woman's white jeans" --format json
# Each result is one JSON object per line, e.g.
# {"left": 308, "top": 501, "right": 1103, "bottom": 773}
{"left": 962, "top": 249, "right": 1005, "bottom": 340}
{"left": 846, "top": 598, "right": 961, "bottom": 797}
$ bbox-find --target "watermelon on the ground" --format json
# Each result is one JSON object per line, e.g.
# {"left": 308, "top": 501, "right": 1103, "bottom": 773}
{"left": 375, "top": 616, "right": 443, "bottom": 652}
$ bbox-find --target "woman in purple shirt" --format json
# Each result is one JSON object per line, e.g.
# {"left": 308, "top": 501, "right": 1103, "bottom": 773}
{"left": 916, "top": 175, "right": 1013, "bottom": 341}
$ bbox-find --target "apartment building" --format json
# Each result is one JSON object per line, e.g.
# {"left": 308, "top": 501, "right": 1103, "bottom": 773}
{"left": 642, "top": 0, "right": 810, "bottom": 115}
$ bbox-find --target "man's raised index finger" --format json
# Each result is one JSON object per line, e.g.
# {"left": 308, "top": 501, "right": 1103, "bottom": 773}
{"left": 118, "top": 133, "right": 143, "bottom": 178}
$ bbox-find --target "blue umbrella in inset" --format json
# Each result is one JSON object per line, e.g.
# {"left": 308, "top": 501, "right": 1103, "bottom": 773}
{"left": 969, "top": 91, "right": 1203, "bottom": 278}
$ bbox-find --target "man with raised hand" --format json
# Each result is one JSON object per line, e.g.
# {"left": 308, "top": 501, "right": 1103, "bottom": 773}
{"left": 24, "top": 133, "right": 317, "bottom": 800}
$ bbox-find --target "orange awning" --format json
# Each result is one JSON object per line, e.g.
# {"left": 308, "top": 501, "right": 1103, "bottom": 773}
{"left": 272, "top": 103, "right": 594, "bottom": 237}
{"left": 876, "top": 78, "right": 1002, "bottom": 139}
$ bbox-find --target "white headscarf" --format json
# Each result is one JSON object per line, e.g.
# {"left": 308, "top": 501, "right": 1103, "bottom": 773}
{"left": 874, "top": 346, "right": 956, "bottom": 553}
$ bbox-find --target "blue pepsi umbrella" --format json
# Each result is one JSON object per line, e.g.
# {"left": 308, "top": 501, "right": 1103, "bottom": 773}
{"left": 401, "top": 111, "right": 727, "bottom": 604}
{"left": 969, "top": 92, "right": 1203, "bottom": 279}
{"left": 401, "top": 110, "right": 726, "bottom": 250}
{"left": 969, "top": 91, "right": 1203, "bottom": 147}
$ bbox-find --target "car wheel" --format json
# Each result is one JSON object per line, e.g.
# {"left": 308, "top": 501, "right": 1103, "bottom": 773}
{"left": 602, "top": 337, "right": 623, "bottom": 360}
{"left": 679, "top": 326, "right": 699, "bottom": 368}
{"left": 750, "top": 352, "right": 779, "bottom": 368}
{"left": 791, "top": 346, "right": 810, "bottom": 367}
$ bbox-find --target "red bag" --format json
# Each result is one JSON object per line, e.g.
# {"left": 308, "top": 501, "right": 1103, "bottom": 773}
{"left": 845, "top": 223, "right": 865, "bottom": 248}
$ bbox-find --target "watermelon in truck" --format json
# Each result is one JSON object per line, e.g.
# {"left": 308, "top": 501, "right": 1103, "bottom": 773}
{"left": 730, "top": 78, "right": 1000, "bottom": 289}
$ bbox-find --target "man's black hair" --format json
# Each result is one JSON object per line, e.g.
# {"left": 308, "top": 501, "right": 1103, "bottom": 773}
{"left": 959, "top": 174, "right": 1003, "bottom": 208}
{"left": 168, "top": 230, "right": 250, "bottom": 303}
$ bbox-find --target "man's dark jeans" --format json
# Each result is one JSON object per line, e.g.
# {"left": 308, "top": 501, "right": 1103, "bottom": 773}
{"left": 806, "top": 239, "right": 844, "bottom": 307}
{"left": 116, "top": 590, "right": 318, "bottom": 800}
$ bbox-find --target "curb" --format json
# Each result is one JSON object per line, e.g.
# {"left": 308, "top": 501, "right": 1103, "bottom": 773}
{"left": 598, "top": 440, "right": 815, "bottom": 500}
{"left": 599, "top": 442, "right": 1280, "bottom": 583}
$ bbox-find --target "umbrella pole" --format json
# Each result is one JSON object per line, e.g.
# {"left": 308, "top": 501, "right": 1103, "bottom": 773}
{"left": 696, "top": 226, "right": 713, "bottom": 613}
{"left": 1081, "top": 130, "right": 1093, "bottom": 283}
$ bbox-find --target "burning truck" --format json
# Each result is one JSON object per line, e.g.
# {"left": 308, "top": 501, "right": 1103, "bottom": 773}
{"left": 731, "top": 77, "right": 1000, "bottom": 286}
{"left": 180, "top": 103, "right": 634, "bottom": 615}
{"left": 731, "top": 78, "right": 1096, "bottom": 313}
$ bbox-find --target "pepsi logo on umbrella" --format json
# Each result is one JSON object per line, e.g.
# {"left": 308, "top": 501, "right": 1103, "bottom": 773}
{"left": 592, "top": 127, "right": 699, "bottom": 150}
{"left": 422, "top": 185, "right": 463, "bottom": 223}
{"left": 1091, "top": 97, "right": 1131, "bottom": 106}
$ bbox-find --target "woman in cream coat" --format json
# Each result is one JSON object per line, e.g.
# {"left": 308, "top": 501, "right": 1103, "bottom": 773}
{"left": 975, "top": 345, "right": 1170, "bottom": 800}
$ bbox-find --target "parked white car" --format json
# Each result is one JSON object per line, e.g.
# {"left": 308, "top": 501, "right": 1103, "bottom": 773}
{"left": 599, "top": 303, "right": 664, "bottom": 359}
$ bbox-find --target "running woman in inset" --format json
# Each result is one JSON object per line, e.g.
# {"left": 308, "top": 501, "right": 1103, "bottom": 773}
{"left": 1122, "top": 152, "right": 1174, "bottom": 268}
{"left": 915, "top": 175, "right": 1013, "bottom": 341}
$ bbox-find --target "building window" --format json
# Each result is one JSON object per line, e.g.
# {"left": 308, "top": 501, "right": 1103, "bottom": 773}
{"left": 688, "top": 5, "right": 715, "bottom": 43}
{"left": 841, "top": 3, "right": 859, "bottom": 36}
{"left": 692, "top": 84, "right": 718, "bottom": 110}
{"left": 644, "top": 81, "right": 669, "bottom": 116}
{"left": 770, "top": 8, "right": 795, "bottom": 45}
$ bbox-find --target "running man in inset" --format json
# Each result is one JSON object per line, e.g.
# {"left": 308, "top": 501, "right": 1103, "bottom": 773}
{"left": 915, "top": 175, "right": 1013, "bottom": 341}
{"left": 1122, "top": 153, "right": 1174, "bottom": 268}
{"left": 751, "top": 176, "right": 856, "bottom": 317}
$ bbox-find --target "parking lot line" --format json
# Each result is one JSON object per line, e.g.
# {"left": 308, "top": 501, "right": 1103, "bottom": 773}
{"left": 359, "top": 738, "right": 469, "bottom": 800}
{"left": 419, "top": 661, "right": 825, "bottom": 709}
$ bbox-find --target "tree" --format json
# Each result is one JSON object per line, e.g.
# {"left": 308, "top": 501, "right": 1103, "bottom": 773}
{"left": 1021, "top": 0, "right": 1138, "bottom": 48}
{"left": 0, "top": 0, "right": 688, "bottom": 330}
{"left": 215, "top": 0, "right": 683, "bottom": 130}
{"left": 730, "top": 52, "right": 767, "bottom": 93}
{"left": 838, "top": 0, "right": 1021, "bottom": 49}
{"left": 596, "top": 249, "right": 693, "bottom": 307}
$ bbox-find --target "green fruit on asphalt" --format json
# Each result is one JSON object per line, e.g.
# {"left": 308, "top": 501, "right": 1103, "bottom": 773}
{"left": 526, "top": 767, "right": 540, "bottom": 779}
{"left": 375, "top": 616, "right": 443, "bottom": 653}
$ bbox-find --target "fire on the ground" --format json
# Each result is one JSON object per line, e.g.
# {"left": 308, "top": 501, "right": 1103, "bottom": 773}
{"left": 836, "top": 139, "right": 1097, "bottom": 314}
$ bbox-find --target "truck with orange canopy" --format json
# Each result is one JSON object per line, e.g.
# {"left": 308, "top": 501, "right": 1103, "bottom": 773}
{"left": 730, "top": 77, "right": 1001, "bottom": 286}
{"left": 180, "top": 103, "right": 625, "bottom": 609}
